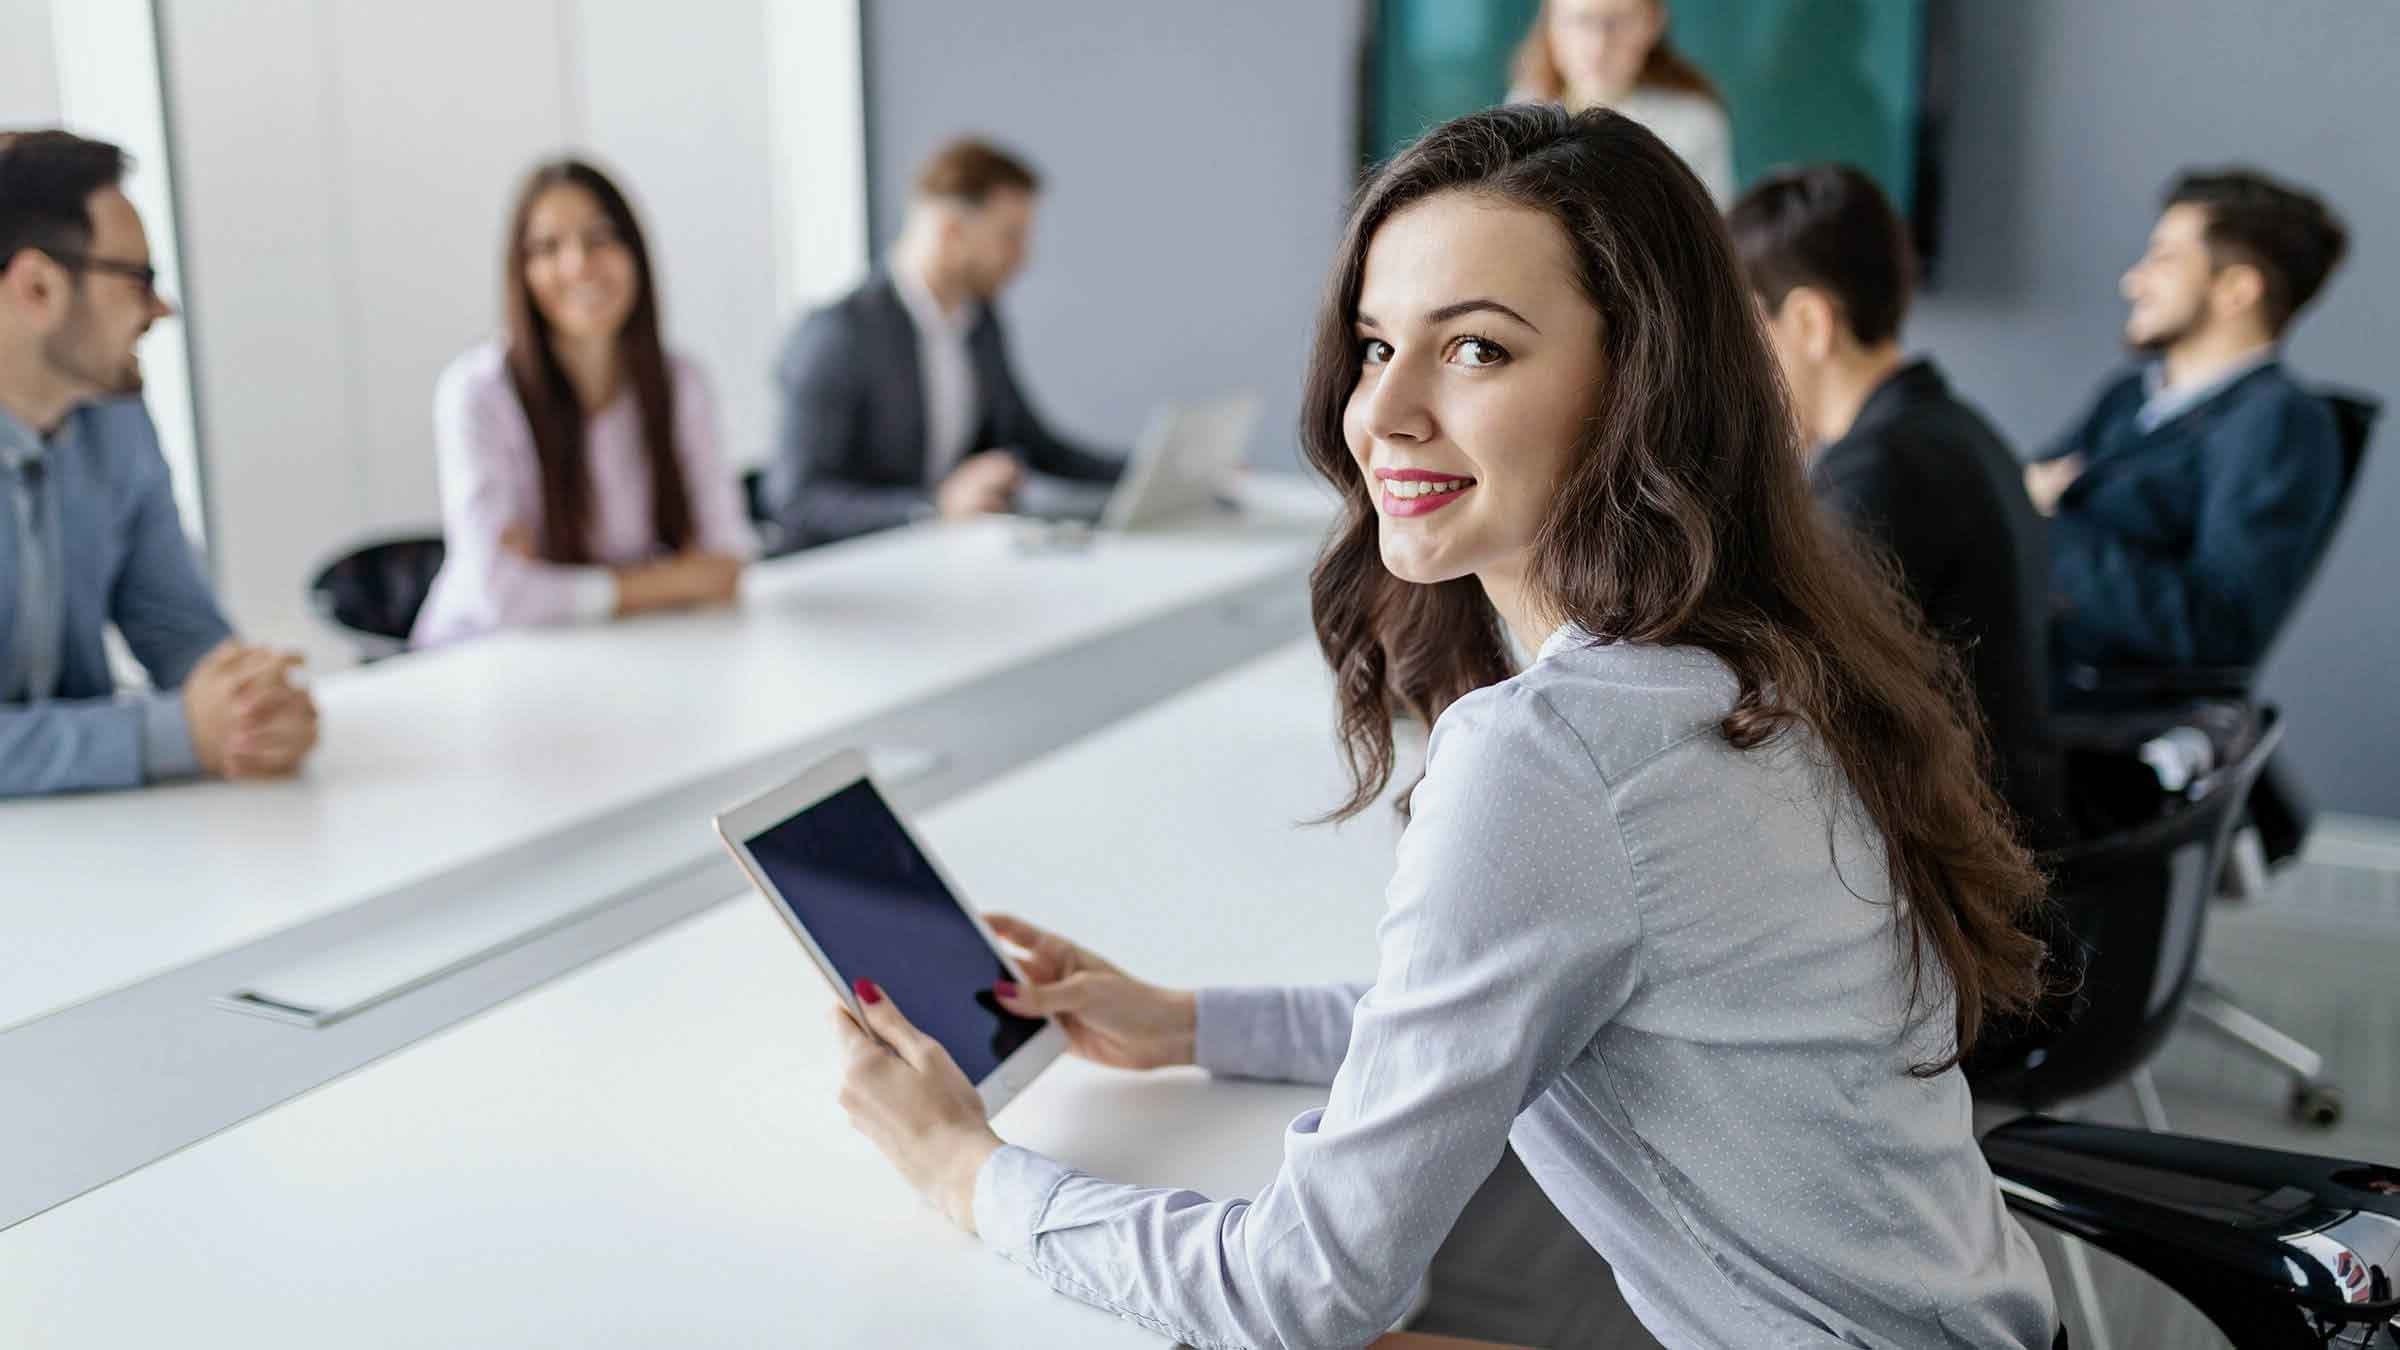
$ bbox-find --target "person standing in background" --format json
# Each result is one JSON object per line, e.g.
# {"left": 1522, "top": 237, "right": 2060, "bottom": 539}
{"left": 2027, "top": 169, "right": 2349, "bottom": 672}
{"left": 1509, "top": 0, "right": 1735, "bottom": 205}
{"left": 1, "top": 129, "right": 316, "bottom": 797}
{"left": 765, "top": 138, "right": 1122, "bottom": 548}
{"left": 1731, "top": 164, "right": 2062, "bottom": 845}
{"left": 413, "top": 159, "right": 752, "bottom": 648}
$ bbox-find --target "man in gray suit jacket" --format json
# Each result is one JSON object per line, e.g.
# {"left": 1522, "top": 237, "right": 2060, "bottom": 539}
{"left": 767, "top": 138, "right": 1121, "bottom": 549}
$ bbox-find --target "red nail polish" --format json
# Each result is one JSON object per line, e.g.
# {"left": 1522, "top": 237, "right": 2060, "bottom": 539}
{"left": 854, "top": 977, "right": 881, "bottom": 1005}
{"left": 994, "top": 980, "right": 1020, "bottom": 999}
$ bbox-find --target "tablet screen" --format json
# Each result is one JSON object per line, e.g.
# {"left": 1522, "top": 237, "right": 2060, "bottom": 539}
{"left": 743, "top": 777, "right": 1044, "bottom": 1081}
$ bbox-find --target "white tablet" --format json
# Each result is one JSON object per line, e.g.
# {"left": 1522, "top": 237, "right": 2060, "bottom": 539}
{"left": 714, "top": 749, "right": 1067, "bottom": 1113}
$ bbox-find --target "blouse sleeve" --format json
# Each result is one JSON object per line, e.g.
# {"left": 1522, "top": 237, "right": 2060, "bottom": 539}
{"left": 427, "top": 354, "right": 615, "bottom": 635}
{"left": 973, "top": 683, "right": 1644, "bottom": 1349}
{"left": 671, "top": 357, "right": 758, "bottom": 560}
{"left": 1193, "top": 984, "right": 1370, "bottom": 1087}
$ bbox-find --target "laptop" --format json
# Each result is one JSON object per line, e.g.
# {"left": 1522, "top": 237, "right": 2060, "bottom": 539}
{"left": 1015, "top": 393, "right": 1262, "bottom": 531}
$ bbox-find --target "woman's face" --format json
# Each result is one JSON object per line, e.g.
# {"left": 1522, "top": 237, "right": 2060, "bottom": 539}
{"left": 521, "top": 184, "right": 637, "bottom": 344}
{"left": 1344, "top": 191, "right": 1605, "bottom": 595}
{"left": 1547, "top": 0, "right": 1663, "bottom": 102}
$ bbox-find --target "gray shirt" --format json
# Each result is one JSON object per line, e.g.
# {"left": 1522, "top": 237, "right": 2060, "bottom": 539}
{"left": 974, "top": 631, "right": 2054, "bottom": 1349}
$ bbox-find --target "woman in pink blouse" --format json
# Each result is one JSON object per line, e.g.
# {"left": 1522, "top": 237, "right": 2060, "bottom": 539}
{"left": 411, "top": 159, "right": 753, "bottom": 647}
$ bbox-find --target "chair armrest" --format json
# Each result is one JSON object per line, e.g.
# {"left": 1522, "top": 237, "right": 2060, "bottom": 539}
{"left": 1984, "top": 1115, "right": 2400, "bottom": 1335}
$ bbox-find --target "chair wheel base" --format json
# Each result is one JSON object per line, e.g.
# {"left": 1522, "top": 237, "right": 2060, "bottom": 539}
{"left": 2289, "top": 1082, "right": 2343, "bottom": 1129}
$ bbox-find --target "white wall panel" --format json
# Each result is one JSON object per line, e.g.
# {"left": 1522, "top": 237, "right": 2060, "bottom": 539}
{"left": 326, "top": 1, "right": 572, "bottom": 542}
{"left": 573, "top": 0, "right": 783, "bottom": 469}
{"left": 0, "top": 0, "right": 62, "bottom": 125}
{"left": 156, "top": 0, "right": 356, "bottom": 653}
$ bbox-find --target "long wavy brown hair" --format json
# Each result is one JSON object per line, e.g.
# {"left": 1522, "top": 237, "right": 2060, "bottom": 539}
{"left": 1511, "top": 0, "right": 1723, "bottom": 107}
{"left": 1302, "top": 105, "right": 2045, "bottom": 1069}
{"left": 501, "top": 159, "right": 691, "bottom": 565}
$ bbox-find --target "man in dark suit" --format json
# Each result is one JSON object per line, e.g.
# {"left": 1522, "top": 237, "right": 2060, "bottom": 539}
{"left": 1732, "top": 164, "right": 2062, "bottom": 842}
{"left": 2026, "top": 169, "right": 2349, "bottom": 672}
{"left": 766, "top": 138, "right": 1121, "bottom": 548}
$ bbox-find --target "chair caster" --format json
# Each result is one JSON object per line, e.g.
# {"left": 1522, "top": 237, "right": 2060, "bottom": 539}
{"left": 2289, "top": 1082, "right": 2343, "bottom": 1129}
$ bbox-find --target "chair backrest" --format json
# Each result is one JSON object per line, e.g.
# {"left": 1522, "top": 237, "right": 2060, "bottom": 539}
{"left": 305, "top": 535, "right": 446, "bottom": 655}
{"left": 740, "top": 468, "right": 773, "bottom": 526}
{"left": 2323, "top": 388, "right": 2379, "bottom": 494}
{"left": 1970, "top": 703, "right": 2284, "bottom": 1109}
{"left": 2293, "top": 387, "right": 2381, "bottom": 603}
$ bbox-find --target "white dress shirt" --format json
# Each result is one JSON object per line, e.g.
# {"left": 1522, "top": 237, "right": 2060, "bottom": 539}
{"left": 1615, "top": 87, "right": 1736, "bottom": 207}
{"left": 974, "top": 630, "right": 2055, "bottom": 1349}
{"left": 892, "top": 266, "right": 983, "bottom": 486}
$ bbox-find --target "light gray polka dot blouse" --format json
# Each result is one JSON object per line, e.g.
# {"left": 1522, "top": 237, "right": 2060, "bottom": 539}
{"left": 973, "top": 629, "right": 2056, "bottom": 1349}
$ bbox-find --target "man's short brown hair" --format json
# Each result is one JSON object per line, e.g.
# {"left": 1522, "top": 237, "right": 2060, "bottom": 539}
{"left": 2164, "top": 168, "right": 2347, "bottom": 336}
{"left": 913, "top": 137, "right": 1039, "bottom": 207}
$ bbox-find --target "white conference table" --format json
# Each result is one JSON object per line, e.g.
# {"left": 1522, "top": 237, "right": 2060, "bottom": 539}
{"left": 0, "top": 487, "right": 1332, "bottom": 1034}
{"left": 0, "top": 640, "right": 1407, "bottom": 1348}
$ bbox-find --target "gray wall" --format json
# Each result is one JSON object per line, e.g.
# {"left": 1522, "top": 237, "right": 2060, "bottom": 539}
{"left": 1907, "top": 0, "right": 2397, "bottom": 817}
{"left": 861, "top": 0, "right": 1360, "bottom": 472}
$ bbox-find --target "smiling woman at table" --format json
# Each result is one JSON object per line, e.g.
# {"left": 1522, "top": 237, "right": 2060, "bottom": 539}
{"left": 829, "top": 106, "right": 2060, "bottom": 1350}
{"left": 410, "top": 159, "right": 751, "bottom": 648}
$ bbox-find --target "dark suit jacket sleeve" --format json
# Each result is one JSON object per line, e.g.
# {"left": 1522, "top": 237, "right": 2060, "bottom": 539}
{"left": 981, "top": 315, "right": 1122, "bottom": 483}
{"left": 2050, "top": 388, "right": 2343, "bottom": 667}
{"left": 768, "top": 308, "right": 932, "bottom": 544}
{"left": 2037, "top": 376, "right": 2129, "bottom": 464}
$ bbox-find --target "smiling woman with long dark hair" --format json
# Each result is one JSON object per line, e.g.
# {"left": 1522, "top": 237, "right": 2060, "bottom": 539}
{"left": 823, "top": 105, "right": 2060, "bottom": 1349}
{"left": 412, "top": 159, "right": 752, "bottom": 647}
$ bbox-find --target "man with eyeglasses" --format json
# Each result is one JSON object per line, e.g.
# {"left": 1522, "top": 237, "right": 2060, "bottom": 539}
{"left": 0, "top": 128, "right": 316, "bottom": 796}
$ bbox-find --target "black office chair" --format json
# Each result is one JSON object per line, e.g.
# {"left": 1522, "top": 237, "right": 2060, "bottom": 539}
{"left": 305, "top": 534, "right": 445, "bottom": 663}
{"left": 1967, "top": 701, "right": 2400, "bottom": 1347}
{"left": 741, "top": 467, "right": 796, "bottom": 557}
{"left": 2056, "top": 388, "right": 2380, "bottom": 1127}
{"left": 1972, "top": 700, "right": 2282, "bottom": 1122}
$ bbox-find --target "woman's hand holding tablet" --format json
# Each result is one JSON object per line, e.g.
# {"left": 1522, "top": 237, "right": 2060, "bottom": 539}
{"left": 715, "top": 751, "right": 1203, "bottom": 1233}
{"left": 983, "top": 914, "right": 1198, "bottom": 1071}
{"left": 830, "top": 915, "right": 1201, "bottom": 1234}
{"left": 827, "top": 979, "right": 1004, "bottom": 1234}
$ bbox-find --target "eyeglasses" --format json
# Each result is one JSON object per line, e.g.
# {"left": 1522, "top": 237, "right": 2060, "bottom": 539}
{"left": 43, "top": 250, "right": 162, "bottom": 298}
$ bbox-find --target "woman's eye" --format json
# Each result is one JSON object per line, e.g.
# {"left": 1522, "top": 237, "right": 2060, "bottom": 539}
{"left": 1359, "top": 338, "right": 1394, "bottom": 365}
{"left": 1452, "top": 337, "right": 1508, "bottom": 368}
